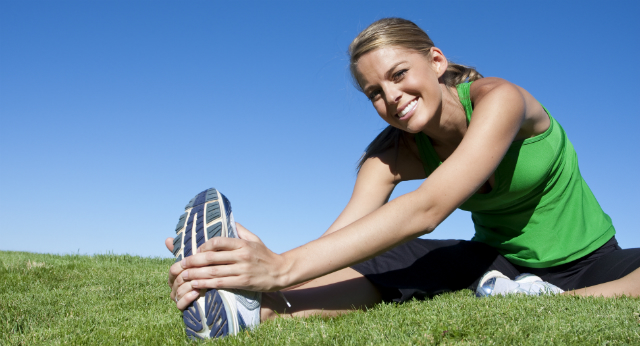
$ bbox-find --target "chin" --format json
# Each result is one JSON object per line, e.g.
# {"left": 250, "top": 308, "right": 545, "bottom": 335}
{"left": 403, "top": 126, "right": 422, "bottom": 134}
{"left": 403, "top": 119, "right": 428, "bottom": 134}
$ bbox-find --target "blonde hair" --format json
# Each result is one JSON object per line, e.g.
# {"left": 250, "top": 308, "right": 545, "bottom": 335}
{"left": 350, "top": 18, "right": 483, "bottom": 171}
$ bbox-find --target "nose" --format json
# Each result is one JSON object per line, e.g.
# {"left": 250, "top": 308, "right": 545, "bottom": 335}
{"left": 383, "top": 85, "right": 402, "bottom": 105}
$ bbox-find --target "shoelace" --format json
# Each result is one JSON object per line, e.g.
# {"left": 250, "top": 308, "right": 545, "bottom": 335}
{"left": 277, "top": 291, "right": 292, "bottom": 307}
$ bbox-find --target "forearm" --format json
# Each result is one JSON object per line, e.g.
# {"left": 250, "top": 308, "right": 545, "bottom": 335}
{"left": 320, "top": 200, "right": 386, "bottom": 238}
{"left": 279, "top": 187, "right": 444, "bottom": 288}
{"left": 324, "top": 181, "right": 426, "bottom": 239}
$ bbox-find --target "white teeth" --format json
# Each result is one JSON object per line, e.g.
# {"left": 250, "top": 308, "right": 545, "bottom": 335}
{"left": 398, "top": 100, "right": 417, "bottom": 117}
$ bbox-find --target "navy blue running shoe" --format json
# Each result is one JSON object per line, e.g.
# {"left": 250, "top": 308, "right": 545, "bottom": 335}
{"left": 172, "top": 188, "right": 261, "bottom": 340}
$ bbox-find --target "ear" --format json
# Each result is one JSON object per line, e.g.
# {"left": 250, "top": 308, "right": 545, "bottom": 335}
{"left": 429, "top": 47, "right": 448, "bottom": 78}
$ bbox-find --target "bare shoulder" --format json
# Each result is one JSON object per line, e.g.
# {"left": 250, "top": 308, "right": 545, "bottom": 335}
{"left": 469, "top": 77, "right": 550, "bottom": 140}
{"left": 469, "top": 77, "right": 517, "bottom": 103}
{"left": 359, "top": 133, "right": 426, "bottom": 185}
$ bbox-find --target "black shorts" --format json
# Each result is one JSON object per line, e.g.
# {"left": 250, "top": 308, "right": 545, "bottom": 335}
{"left": 351, "top": 236, "right": 640, "bottom": 303}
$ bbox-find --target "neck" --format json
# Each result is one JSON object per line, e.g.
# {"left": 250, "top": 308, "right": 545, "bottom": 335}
{"left": 421, "top": 84, "right": 467, "bottom": 147}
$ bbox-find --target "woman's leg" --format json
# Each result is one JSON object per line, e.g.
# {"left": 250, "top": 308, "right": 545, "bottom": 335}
{"left": 566, "top": 268, "right": 640, "bottom": 297}
{"left": 565, "top": 247, "right": 640, "bottom": 297}
{"left": 260, "top": 238, "right": 520, "bottom": 320}
{"left": 261, "top": 267, "right": 382, "bottom": 320}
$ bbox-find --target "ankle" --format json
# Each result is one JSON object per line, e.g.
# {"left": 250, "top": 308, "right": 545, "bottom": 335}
{"left": 260, "top": 292, "right": 288, "bottom": 322}
{"left": 260, "top": 292, "right": 281, "bottom": 321}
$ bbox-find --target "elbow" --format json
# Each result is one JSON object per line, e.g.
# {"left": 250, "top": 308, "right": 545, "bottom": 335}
{"left": 419, "top": 217, "right": 438, "bottom": 236}
{"left": 413, "top": 192, "right": 455, "bottom": 236}
{"left": 411, "top": 201, "right": 444, "bottom": 236}
{"left": 423, "top": 224, "right": 437, "bottom": 235}
{"left": 397, "top": 188, "right": 452, "bottom": 238}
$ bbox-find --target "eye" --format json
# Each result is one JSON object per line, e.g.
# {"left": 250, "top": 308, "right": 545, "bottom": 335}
{"left": 367, "top": 89, "right": 381, "bottom": 101}
{"left": 392, "top": 69, "right": 407, "bottom": 82}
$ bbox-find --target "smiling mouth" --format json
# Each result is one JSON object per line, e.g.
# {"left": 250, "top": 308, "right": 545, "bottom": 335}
{"left": 397, "top": 99, "right": 418, "bottom": 118}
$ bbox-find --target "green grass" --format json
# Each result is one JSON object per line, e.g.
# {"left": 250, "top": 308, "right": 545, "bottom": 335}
{"left": 2, "top": 251, "right": 639, "bottom": 345}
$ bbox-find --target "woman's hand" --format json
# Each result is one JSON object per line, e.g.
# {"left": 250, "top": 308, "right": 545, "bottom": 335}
{"left": 166, "top": 223, "right": 289, "bottom": 310}
{"left": 165, "top": 238, "right": 199, "bottom": 310}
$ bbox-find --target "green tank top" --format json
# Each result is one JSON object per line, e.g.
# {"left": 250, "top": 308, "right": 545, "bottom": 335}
{"left": 415, "top": 82, "right": 615, "bottom": 268}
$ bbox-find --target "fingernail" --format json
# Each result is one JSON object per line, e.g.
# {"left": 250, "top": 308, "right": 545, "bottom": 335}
{"left": 181, "top": 259, "right": 186, "bottom": 268}
{"left": 191, "top": 280, "right": 199, "bottom": 288}
{"left": 191, "top": 290, "right": 199, "bottom": 297}
{"left": 182, "top": 270, "right": 189, "bottom": 280}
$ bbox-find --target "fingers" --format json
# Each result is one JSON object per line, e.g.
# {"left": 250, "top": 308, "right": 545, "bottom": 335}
{"left": 183, "top": 248, "right": 242, "bottom": 268}
{"left": 168, "top": 237, "right": 248, "bottom": 297}
{"left": 173, "top": 280, "right": 201, "bottom": 311}
{"left": 171, "top": 266, "right": 187, "bottom": 297}
{"left": 168, "top": 260, "right": 185, "bottom": 289}
{"left": 235, "top": 223, "right": 264, "bottom": 244}
{"left": 176, "top": 290, "right": 200, "bottom": 311}
{"left": 196, "top": 236, "right": 243, "bottom": 254}
{"left": 165, "top": 237, "right": 174, "bottom": 253}
{"left": 189, "top": 275, "right": 266, "bottom": 292}
{"left": 170, "top": 277, "right": 200, "bottom": 311}
{"left": 172, "top": 262, "right": 245, "bottom": 303}
{"left": 180, "top": 263, "right": 242, "bottom": 282}
{"left": 167, "top": 224, "right": 280, "bottom": 308}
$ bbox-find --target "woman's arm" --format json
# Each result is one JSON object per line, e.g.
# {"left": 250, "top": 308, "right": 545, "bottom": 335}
{"left": 167, "top": 141, "right": 424, "bottom": 302}
{"left": 322, "top": 138, "right": 425, "bottom": 237}
{"left": 179, "top": 80, "right": 529, "bottom": 292}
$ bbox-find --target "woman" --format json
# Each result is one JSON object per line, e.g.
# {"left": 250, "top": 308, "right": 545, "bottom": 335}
{"left": 165, "top": 18, "right": 640, "bottom": 339}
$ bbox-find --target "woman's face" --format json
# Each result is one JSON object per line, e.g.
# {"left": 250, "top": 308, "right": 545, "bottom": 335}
{"left": 356, "top": 46, "right": 447, "bottom": 133}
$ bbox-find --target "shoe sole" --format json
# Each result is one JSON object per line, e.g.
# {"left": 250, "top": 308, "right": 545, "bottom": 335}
{"left": 172, "top": 188, "right": 240, "bottom": 339}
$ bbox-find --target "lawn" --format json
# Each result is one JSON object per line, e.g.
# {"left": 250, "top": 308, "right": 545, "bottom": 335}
{"left": 2, "top": 251, "right": 639, "bottom": 345}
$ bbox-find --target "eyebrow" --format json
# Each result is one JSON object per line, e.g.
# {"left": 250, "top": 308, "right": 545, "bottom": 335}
{"left": 363, "top": 60, "right": 408, "bottom": 95}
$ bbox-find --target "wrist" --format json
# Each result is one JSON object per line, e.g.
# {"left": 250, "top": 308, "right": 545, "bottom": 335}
{"left": 274, "top": 251, "right": 296, "bottom": 290}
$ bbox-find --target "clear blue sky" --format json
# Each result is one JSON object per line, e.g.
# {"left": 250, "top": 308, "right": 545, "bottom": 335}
{"left": 1, "top": 1, "right": 638, "bottom": 258}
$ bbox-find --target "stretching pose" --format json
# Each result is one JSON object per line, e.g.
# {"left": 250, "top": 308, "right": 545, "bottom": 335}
{"left": 165, "top": 18, "right": 640, "bottom": 339}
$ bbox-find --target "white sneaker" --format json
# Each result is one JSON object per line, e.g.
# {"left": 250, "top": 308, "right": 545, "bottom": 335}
{"left": 172, "top": 188, "right": 261, "bottom": 339}
{"left": 514, "top": 273, "right": 544, "bottom": 284}
{"left": 475, "top": 270, "right": 564, "bottom": 297}
{"left": 515, "top": 273, "right": 564, "bottom": 294}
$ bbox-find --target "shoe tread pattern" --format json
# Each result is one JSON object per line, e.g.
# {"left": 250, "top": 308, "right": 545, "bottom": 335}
{"left": 207, "top": 222, "right": 222, "bottom": 239}
{"left": 183, "top": 302, "right": 204, "bottom": 340}
{"left": 175, "top": 213, "right": 187, "bottom": 233}
{"left": 206, "top": 203, "right": 221, "bottom": 224}
{"left": 173, "top": 188, "right": 231, "bottom": 340}
{"left": 221, "top": 193, "right": 237, "bottom": 238}
{"left": 205, "top": 290, "right": 230, "bottom": 338}
{"left": 172, "top": 233, "right": 183, "bottom": 256}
